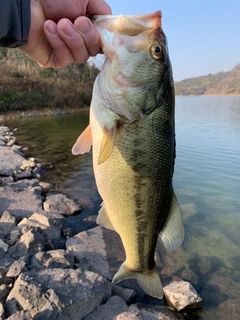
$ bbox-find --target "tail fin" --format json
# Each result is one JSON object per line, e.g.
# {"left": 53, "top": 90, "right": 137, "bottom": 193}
{"left": 111, "top": 262, "right": 163, "bottom": 299}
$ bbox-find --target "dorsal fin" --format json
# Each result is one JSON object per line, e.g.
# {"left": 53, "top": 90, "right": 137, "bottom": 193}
{"left": 72, "top": 124, "right": 92, "bottom": 155}
{"left": 98, "top": 126, "right": 117, "bottom": 164}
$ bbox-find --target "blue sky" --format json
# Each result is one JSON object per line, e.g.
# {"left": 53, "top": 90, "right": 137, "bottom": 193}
{"left": 106, "top": 0, "right": 240, "bottom": 81}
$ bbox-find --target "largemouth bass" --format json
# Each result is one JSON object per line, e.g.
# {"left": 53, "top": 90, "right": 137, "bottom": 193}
{"left": 72, "top": 11, "right": 184, "bottom": 299}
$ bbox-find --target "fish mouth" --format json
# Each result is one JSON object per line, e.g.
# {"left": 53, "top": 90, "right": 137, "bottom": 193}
{"left": 91, "top": 11, "right": 162, "bottom": 35}
{"left": 91, "top": 11, "right": 162, "bottom": 57}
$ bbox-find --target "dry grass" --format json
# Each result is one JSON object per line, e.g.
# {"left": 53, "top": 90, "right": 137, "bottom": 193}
{"left": 0, "top": 48, "right": 99, "bottom": 111}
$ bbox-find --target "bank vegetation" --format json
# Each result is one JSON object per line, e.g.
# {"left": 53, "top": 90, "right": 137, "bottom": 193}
{"left": 0, "top": 48, "right": 100, "bottom": 112}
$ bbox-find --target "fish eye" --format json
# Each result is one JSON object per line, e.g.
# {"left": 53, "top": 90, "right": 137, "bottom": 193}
{"left": 150, "top": 45, "right": 163, "bottom": 60}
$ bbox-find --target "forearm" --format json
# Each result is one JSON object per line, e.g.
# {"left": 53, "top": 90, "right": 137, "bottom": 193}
{"left": 0, "top": 0, "right": 30, "bottom": 47}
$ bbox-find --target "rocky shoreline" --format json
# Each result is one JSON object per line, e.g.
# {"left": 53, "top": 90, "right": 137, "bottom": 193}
{"left": 0, "top": 125, "right": 202, "bottom": 320}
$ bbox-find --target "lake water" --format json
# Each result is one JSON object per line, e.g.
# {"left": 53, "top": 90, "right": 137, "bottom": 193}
{"left": 4, "top": 96, "right": 240, "bottom": 319}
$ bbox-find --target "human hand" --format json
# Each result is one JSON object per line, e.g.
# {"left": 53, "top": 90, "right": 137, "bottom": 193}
{"left": 20, "top": 0, "right": 112, "bottom": 68}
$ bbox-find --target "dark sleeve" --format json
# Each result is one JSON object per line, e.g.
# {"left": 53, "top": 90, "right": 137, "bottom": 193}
{"left": 0, "top": 0, "right": 30, "bottom": 48}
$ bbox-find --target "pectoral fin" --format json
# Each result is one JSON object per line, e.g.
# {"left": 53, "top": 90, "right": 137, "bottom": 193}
{"left": 98, "top": 126, "right": 117, "bottom": 164}
{"left": 72, "top": 124, "right": 92, "bottom": 155}
{"left": 159, "top": 190, "right": 184, "bottom": 252}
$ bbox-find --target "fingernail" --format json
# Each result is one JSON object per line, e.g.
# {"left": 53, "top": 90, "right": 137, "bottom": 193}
{"left": 45, "top": 21, "right": 57, "bottom": 34}
{"left": 76, "top": 19, "right": 91, "bottom": 36}
{"left": 61, "top": 21, "right": 74, "bottom": 37}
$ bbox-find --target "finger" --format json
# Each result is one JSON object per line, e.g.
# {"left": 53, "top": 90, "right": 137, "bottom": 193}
{"left": 57, "top": 17, "right": 99, "bottom": 63}
{"left": 42, "top": 0, "right": 112, "bottom": 22}
{"left": 74, "top": 17, "right": 101, "bottom": 56}
{"left": 43, "top": 20, "right": 75, "bottom": 68}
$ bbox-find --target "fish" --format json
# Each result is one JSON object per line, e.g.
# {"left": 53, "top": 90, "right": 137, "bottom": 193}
{"left": 72, "top": 11, "right": 184, "bottom": 299}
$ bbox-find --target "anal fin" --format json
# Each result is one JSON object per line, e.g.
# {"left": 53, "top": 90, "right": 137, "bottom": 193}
{"left": 72, "top": 124, "right": 92, "bottom": 155}
{"left": 159, "top": 190, "right": 184, "bottom": 252}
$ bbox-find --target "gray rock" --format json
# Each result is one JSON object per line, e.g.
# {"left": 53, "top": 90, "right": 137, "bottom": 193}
{"left": 45, "top": 250, "right": 74, "bottom": 269}
{"left": 6, "top": 269, "right": 111, "bottom": 320}
{"left": 43, "top": 193, "right": 80, "bottom": 215}
{"left": 0, "top": 256, "right": 15, "bottom": 270}
{"left": 32, "top": 166, "right": 45, "bottom": 179}
{"left": 0, "top": 134, "right": 6, "bottom": 142}
{"left": 0, "top": 272, "right": 14, "bottom": 286}
{"left": 39, "top": 181, "right": 53, "bottom": 192}
{"left": 8, "top": 229, "right": 45, "bottom": 259}
{"left": 0, "top": 185, "right": 42, "bottom": 218}
{"left": 62, "top": 209, "right": 97, "bottom": 237}
{"left": 0, "top": 302, "right": 4, "bottom": 319}
{"left": 18, "top": 212, "right": 64, "bottom": 241}
{"left": 0, "top": 211, "right": 17, "bottom": 237}
{"left": 0, "top": 284, "right": 12, "bottom": 303}
{"left": 29, "top": 250, "right": 74, "bottom": 270}
{"left": 5, "top": 178, "right": 39, "bottom": 190}
{"left": 14, "top": 169, "right": 32, "bottom": 181}
{"left": 20, "top": 159, "right": 36, "bottom": 170}
{"left": 129, "top": 303, "right": 186, "bottom": 320}
{"left": 7, "top": 138, "right": 16, "bottom": 147}
{"left": 0, "top": 248, "right": 5, "bottom": 259}
{"left": 28, "top": 251, "right": 47, "bottom": 270}
{"left": 0, "top": 126, "right": 9, "bottom": 133}
{"left": 5, "top": 310, "right": 33, "bottom": 320}
{"left": 114, "top": 311, "right": 141, "bottom": 320}
{"left": 85, "top": 295, "right": 129, "bottom": 320}
{"left": 163, "top": 280, "right": 203, "bottom": 311}
{"left": 0, "top": 145, "right": 25, "bottom": 176}
{"left": 8, "top": 229, "right": 21, "bottom": 245}
{"left": 6, "top": 260, "right": 27, "bottom": 278}
{"left": 0, "top": 239, "right": 9, "bottom": 252}
{"left": 11, "top": 145, "right": 25, "bottom": 157}
{"left": 112, "top": 285, "right": 136, "bottom": 303}
{"left": 0, "top": 176, "right": 14, "bottom": 184}
{"left": 66, "top": 226, "right": 112, "bottom": 279}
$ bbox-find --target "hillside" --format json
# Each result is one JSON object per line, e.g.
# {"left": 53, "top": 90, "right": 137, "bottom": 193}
{"left": 175, "top": 64, "right": 240, "bottom": 96}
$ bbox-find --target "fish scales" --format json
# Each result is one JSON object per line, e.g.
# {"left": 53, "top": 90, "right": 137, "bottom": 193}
{"left": 72, "top": 11, "right": 184, "bottom": 299}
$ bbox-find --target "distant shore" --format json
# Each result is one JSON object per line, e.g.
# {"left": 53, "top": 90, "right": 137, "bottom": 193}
{"left": 1, "top": 94, "right": 240, "bottom": 121}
